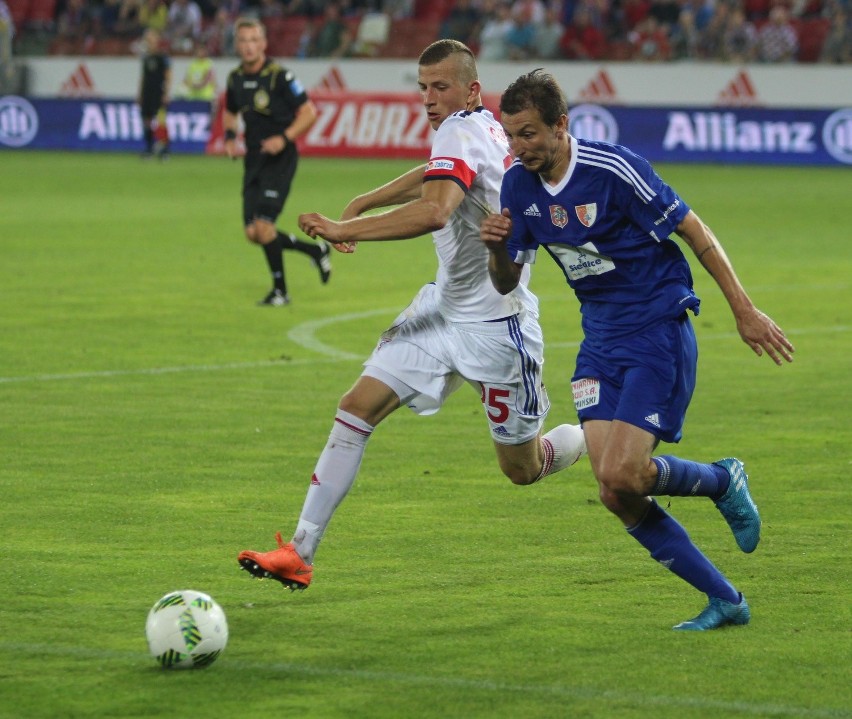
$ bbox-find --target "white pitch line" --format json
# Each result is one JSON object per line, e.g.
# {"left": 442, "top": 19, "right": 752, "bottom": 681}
{"left": 0, "top": 359, "right": 332, "bottom": 385}
{"left": 0, "top": 308, "right": 396, "bottom": 386}
{"left": 285, "top": 307, "right": 394, "bottom": 360}
{"left": 0, "top": 642, "right": 845, "bottom": 718}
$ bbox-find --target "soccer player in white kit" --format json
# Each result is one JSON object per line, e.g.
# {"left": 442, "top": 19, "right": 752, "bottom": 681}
{"left": 237, "top": 40, "right": 586, "bottom": 590}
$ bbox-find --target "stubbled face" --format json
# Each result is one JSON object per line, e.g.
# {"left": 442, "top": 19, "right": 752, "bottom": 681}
{"left": 236, "top": 25, "right": 266, "bottom": 68}
{"left": 144, "top": 30, "right": 160, "bottom": 53}
{"left": 500, "top": 107, "right": 567, "bottom": 179}
{"left": 418, "top": 57, "right": 476, "bottom": 130}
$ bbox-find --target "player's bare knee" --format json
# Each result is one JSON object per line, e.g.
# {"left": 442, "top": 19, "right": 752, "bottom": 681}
{"left": 595, "top": 458, "right": 645, "bottom": 495}
{"left": 505, "top": 465, "right": 539, "bottom": 485}
{"left": 598, "top": 485, "right": 628, "bottom": 514}
{"left": 338, "top": 391, "right": 363, "bottom": 417}
{"left": 244, "top": 226, "right": 260, "bottom": 244}
{"left": 338, "top": 390, "right": 391, "bottom": 427}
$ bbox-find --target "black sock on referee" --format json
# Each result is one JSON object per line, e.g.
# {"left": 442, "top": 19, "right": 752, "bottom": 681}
{"left": 262, "top": 237, "right": 287, "bottom": 292}
{"left": 143, "top": 125, "right": 154, "bottom": 153}
{"left": 278, "top": 231, "right": 322, "bottom": 259}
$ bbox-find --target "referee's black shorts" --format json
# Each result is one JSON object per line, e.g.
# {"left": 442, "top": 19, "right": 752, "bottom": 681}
{"left": 242, "top": 146, "right": 298, "bottom": 226}
{"left": 140, "top": 94, "right": 164, "bottom": 119}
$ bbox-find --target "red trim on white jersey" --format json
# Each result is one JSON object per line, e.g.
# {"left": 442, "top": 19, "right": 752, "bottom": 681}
{"left": 424, "top": 156, "right": 477, "bottom": 190}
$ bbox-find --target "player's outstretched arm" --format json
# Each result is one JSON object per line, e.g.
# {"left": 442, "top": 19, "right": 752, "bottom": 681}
{"left": 299, "top": 176, "right": 464, "bottom": 245}
{"left": 481, "top": 208, "right": 523, "bottom": 295}
{"left": 676, "top": 210, "right": 795, "bottom": 365}
{"left": 340, "top": 164, "right": 427, "bottom": 221}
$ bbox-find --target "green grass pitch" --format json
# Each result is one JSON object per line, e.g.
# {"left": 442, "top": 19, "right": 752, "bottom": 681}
{"left": 1, "top": 151, "right": 850, "bottom": 719}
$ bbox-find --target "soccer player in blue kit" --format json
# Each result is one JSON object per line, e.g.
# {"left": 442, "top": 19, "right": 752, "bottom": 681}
{"left": 480, "top": 70, "right": 795, "bottom": 630}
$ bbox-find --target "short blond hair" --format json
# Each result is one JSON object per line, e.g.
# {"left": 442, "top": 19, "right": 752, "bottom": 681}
{"left": 235, "top": 16, "right": 265, "bottom": 36}
{"left": 419, "top": 39, "right": 478, "bottom": 85}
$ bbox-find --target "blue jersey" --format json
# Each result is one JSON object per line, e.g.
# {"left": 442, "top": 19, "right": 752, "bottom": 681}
{"left": 503, "top": 137, "right": 699, "bottom": 339}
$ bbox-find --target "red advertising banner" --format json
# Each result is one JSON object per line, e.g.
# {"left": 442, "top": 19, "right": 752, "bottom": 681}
{"left": 206, "top": 90, "right": 503, "bottom": 159}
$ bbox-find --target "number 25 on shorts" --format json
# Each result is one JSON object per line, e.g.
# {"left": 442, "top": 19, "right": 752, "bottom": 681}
{"left": 480, "top": 384, "right": 511, "bottom": 423}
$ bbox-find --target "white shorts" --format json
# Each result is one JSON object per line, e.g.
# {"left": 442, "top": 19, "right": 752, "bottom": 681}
{"left": 363, "top": 283, "right": 550, "bottom": 445}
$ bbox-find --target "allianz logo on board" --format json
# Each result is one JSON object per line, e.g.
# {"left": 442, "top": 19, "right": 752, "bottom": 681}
{"left": 569, "top": 104, "right": 620, "bottom": 145}
{"left": 664, "top": 111, "right": 818, "bottom": 153}
{"left": 822, "top": 109, "right": 852, "bottom": 164}
{"left": 567, "top": 104, "right": 852, "bottom": 164}
{"left": 0, "top": 96, "right": 39, "bottom": 147}
{"left": 78, "top": 103, "right": 211, "bottom": 141}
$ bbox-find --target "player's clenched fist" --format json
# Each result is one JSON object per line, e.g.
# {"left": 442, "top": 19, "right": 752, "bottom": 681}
{"left": 480, "top": 208, "right": 513, "bottom": 248}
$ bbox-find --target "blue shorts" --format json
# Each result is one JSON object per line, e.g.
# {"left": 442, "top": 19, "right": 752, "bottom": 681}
{"left": 571, "top": 314, "right": 697, "bottom": 443}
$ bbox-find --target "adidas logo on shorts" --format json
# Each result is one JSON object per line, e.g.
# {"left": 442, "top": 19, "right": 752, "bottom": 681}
{"left": 523, "top": 203, "right": 542, "bottom": 217}
{"left": 644, "top": 413, "right": 661, "bottom": 428}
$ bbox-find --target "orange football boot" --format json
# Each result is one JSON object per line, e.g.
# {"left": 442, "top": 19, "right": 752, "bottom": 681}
{"left": 238, "top": 532, "right": 313, "bottom": 590}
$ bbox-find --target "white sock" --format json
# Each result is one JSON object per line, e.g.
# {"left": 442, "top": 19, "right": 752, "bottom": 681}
{"left": 291, "top": 409, "right": 374, "bottom": 564}
{"left": 536, "top": 424, "right": 586, "bottom": 480}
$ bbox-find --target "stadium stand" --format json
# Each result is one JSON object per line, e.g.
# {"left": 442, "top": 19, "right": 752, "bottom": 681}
{"left": 2, "top": 0, "right": 846, "bottom": 64}
{"left": 795, "top": 17, "right": 831, "bottom": 62}
{"left": 378, "top": 17, "right": 441, "bottom": 58}
{"left": 7, "top": 0, "right": 29, "bottom": 28}
{"left": 26, "top": 0, "right": 55, "bottom": 29}
{"left": 263, "top": 15, "right": 309, "bottom": 58}
{"left": 413, "top": 0, "right": 452, "bottom": 22}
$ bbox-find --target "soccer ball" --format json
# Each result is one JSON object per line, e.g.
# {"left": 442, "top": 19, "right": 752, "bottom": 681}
{"left": 145, "top": 590, "right": 228, "bottom": 669}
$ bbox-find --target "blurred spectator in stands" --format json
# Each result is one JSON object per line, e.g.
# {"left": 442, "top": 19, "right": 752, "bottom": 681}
{"left": 648, "top": 0, "right": 680, "bottom": 31}
{"left": 281, "top": 0, "right": 322, "bottom": 16}
{"left": 0, "top": 0, "right": 13, "bottom": 84}
{"left": 560, "top": 3, "right": 608, "bottom": 58}
{"left": 743, "top": 0, "right": 771, "bottom": 21}
{"left": 754, "top": 4, "right": 798, "bottom": 61}
{"left": 791, "top": 0, "right": 823, "bottom": 18}
{"left": 180, "top": 38, "right": 217, "bottom": 99}
{"left": 203, "top": 7, "right": 235, "bottom": 56}
{"left": 513, "top": 0, "right": 547, "bottom": 25}
{"left": 56, "top": 0, "right": 96, "bottom": 45}
{"left": 382, "top": 0, "right": 413, "bottom": 18}
{"left": 696, "top": 1, "right": 729, "bottom": 58}
{"left": 669, "top": 6, "right": 700, "bottom": 58}
{"left": 166, "top": 0, "right": 203, "bottom": 52}
{"left": 628, "top": 14, "right": 671, "bottom": 58}
{"left": 477, "top": 0, "right": 513, "bottom": 60}
{"left": 115, "top": 0, "right": 142, "bottom": 36}
{"left": 311, "top": 1, "right": 353, "bottom": 56}
{"left": 722, "top": 5, "right": 757, "bottom": 61}
{"left": 139, "top": 0, "right": 169, "bottom": 33}
{"left": 98, "top": 0, "right": 123, "bottom": 36}
{"left": 560, "top": 0, "right": 579, "bottom": 26}
{"left": 505, "top": 3, "right": 537, "bottom": 59}
{"left": 692, "top": 0, "right": 728, "bottom": 32}
{"left": 612, "top": 0, "right": 651, "bottom": 36}
{"left": 296, "top": 18, "right": 317, "bottom": 57}
{"left": 259, "top": 0, "right": 284, "bottom": 18}
{"left": 819, "top": 2, "right": 850, "bottom": 62}
{"left": 533, "top": 3, "right": 566, "bottom": 57}
{"left": 440, "top": 0, "right": 482, "bottom": 46}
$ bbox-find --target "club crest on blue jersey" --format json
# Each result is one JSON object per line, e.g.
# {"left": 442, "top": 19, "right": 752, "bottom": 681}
{"left": 549, "top": 204, "right": 569, "bottom": 228}
{"left": 575, "top": 203, "right": 598, "bottom": 227}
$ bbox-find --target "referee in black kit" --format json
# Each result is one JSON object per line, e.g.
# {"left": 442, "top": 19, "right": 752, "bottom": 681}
{"left": 223, "top": 16, "right": 331, "bottom": 306}
{"left": 138, "top": 28, "right": 171, "bottom": 159}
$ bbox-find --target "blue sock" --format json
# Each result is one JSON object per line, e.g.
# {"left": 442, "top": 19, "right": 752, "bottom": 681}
{"left": 628, "top": 500, "right": 739, "bottom": 603}
{"left": 651, "top": 455, "right": 730, "bottom": 499}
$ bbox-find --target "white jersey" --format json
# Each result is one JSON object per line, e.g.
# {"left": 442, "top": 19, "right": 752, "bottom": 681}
{"left": 423, "top": 107, "right": 536, "bottom": 323}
